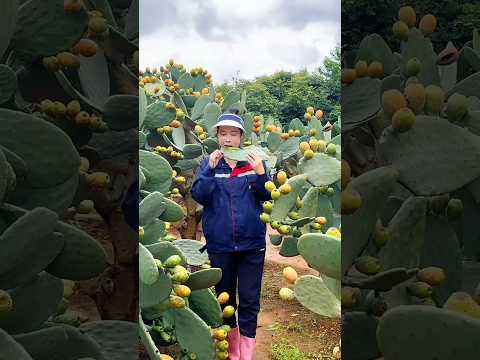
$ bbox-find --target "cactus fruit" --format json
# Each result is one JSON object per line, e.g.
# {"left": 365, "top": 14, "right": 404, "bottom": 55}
{"left": 443, "top": 292, "right": 480, "bottom": 319}
{"left": 341, "top": 187, "right": 362, "bottom": 215}
{"left": 279, "top": 287, "right": 295, "bottom": 301}
{"left": 424, "top": 85, "right": 445, "bottom": 115}
{"left": 0, "top": 290, "right": 13, "bottom": 314}
{"left": 271, "top": 189, "right": 281, "bottom": 200}
{"left": 407, "top": 282, "right": 433, "bottom": 298}
{"left": 265, "top": 181, "right": 276, "bottom": 192}
{"left": 342, "top": 68, "right": 356, "bottom": 84}
{"left": 417, "top": 267, "right": 446, "bottom": 286}
{"left": 367, "top": 61, "right": 384, "bottom": 78}
{"left": 282, "top": 267, "right": 298, "bottom": 284}
{"left": 419, "top": 14, "right": 437, "bottom": 35}
{"left": 404, "top": 83, "right": 426, "bottom": 114}
{"left": 392, "top": 21, "right": 409, "bottom": 41}
{"left": 392, "top": 108, "right": 416, "bottom": 133}
{"left": 222, "top": 305, "right": 235, "bottom": 318}
{"left": 217, "top": 292, "right": 229, "bottom": 305}
{"left": 446, "top": 93, "right": 468, "bottom": 122}
{"left": 382, "top": 89, "right": 407, "bottom": 116}
{"left": 277, "top": 170, "right": 287, "bottom": 185}
{"left": 398, "top": 6, "right": 416, "bottom": 27}
{"left": 354, "top": 256, "right": 381, "bottom": 275}
{"left": 355, "top": 60, "right": 368, "bottom": 78}
{"left": 446, "top": 198, "right": 463, "bottom": 221}
{"left": 406, "top": 57, "right": 422, "bottom": 77}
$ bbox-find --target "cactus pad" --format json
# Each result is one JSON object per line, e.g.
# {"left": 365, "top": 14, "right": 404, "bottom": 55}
{"left": 188, "top": 288, "right": 223, "bottom": 328}
{"left": 294, "top": 275, "right": 340, "bottom": 317}
{"left": 173, "top": 239, "right": 209, "bottom": 266}
{"left": 184, "top": 268, "right": 222, "bottom": 290}
{"left": 298, "top": 233, "right": 341, "bottom": 280}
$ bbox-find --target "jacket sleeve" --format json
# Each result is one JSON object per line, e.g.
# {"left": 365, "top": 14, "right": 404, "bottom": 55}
{"left": 191, "top": 157, "right": 216, "bottom": 205}
{"left": 252, "top": 161, "right": 272, "bottom": 201}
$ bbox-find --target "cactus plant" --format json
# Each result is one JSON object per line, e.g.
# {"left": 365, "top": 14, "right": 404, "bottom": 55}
{"left": 342, "top": 7, "right": 480, "bottom": 359}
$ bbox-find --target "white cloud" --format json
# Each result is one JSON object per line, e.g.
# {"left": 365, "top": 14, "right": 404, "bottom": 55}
{"left": 139, "top": 0, "right": 340, "bottom": 84}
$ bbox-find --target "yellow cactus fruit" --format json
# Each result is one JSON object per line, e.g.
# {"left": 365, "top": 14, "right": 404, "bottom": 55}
{"left": 367, "top": 61, "right": 384, "bottom": 78}
{"left": 341, "top": 68, "right": 357, "bottom": 84}
{"left": 88, "top": 17, "right": 108, "bottom": 34}
{"left": 201, "top": 87, "right": 209, "bottom": 95}
{"left": 417, "top": 267, "right": 446, "bottom": 286}
{"left": 222, "top": 305, "right": 235, "bottom": 318}
{"left": 279, "top": 287, "right": 295, "bottom": 301}
{"left": 341, "top": 187, "right": 362, "bottom": 215}
{"left": 308, "top": 138, "right": 319, "bottom": 151}
{"left": 75, "top": 111, "right": 90, "bottom": 126}
{"left": 404, "top": 83, "right": 426, "bottom": 114}
{"left": 278, "top": 225, "right": 290, "bottom": 235}
{"left": 419, "top": 14, "right": 437, "bottom": 35}
{"left": 0, "top": 290, "right": 13, "bottom": 314}
{"left": 382, "top": 89, "right": 407, "bottom": 116}
{"left": 443, "top": 292, "right": 480, "bottom": 319}
{"left": 315, "top": 109, "right": 324, "bottom": 118}
{"left": 265, "top": 181, "right": 276, "bottom": 192}
{"left": 56, "top": 52, "right": 80, "bottom": 69}
{"left": 174, "top": 176, "right": 186, "bottom": 185}
{"left": 299, "top": 141, "right": 311, "bottom": 154}
{"left": 79, "top": 157, "right": 90, "bottom": 173}
{"left": 160, "top": 355, "right": 174, "bottom": 360}
{"left": 354, "top": 256, "right": 381, "bottom": 275}
{"left": 354, "top": 60, "right": 368, "bottom": 78}
{"left": 306, "top": 106, "right": 315, "bottom": 115}
{"left": 315, "top": 216, "right": 327, "bottom": 225}
{"left": 341, "top": 287, "right": 358, "bottom": 309}
{"left": 138, "top": 226, "right": 144, "bottom": 239}
{"left": 85, "top": 172, "right": 110, "bottom": 188}
{"left": 169, "top": 295, "right": 186, "bottom": 308}
{"left": 66, "top": 100, "right": 81, "bottom": 117}
{"left": 425, "top": 85, "right": 445, "bottom": 115}
{"left": 392, "top": 107, "right": 416, "bottom": 133}
{"left": 341, "top": 159, "right": 351, "bottom": 190}
{"left": 174, "top": 285, "right": 191, "bottom": 298}
{"left": 326, "top": 227, "right": 341, "bottom": 239}
{"left": 42, "top": 56, "right": 59, "bottom": 72}
{"left": 446, "top": 93, "right": 468, "bottom": 122}
{"left": 288, "top": 129, "right": 295, "bottom": 137}
{"left": 213, "top": 328, "right": 228, "bottom": 341}
{"left": 303, "top": 149, "right": 314, "bottom": 159}
{"left": 282, "top": 266, "right": 298, "bottom": 284}
{"left": 279, "top": 183, "right": 292, "bottom": 194}
{"left": 217, "top": 292, "right": 230, "bottom": 305}
{"left": 398, "top": 6, "right": 416, "bottom": 27}
{"left": 281, "top": 132, "right": 289, "bottom": 140}
{"left": 293, "top": 129, "right": 301, "bottom": 137}
{"left": 277, "top": 170, "right": 288, "bottom": 185}
{"left": 392, "top": 21, "right": 409, "bottom": 41}
{"left": 76, "top": 199, "right": 94, "bottom": 214}
{"left": 373, "top": 219, "right": 389, "bottom": 247}
{"left": 53, "top": 101, "right": 67, "bottom": 117}
{"left": 271, "top": 189, "right": 281, "bottom": 200}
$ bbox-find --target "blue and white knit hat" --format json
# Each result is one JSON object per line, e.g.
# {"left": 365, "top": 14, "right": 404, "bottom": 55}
{"left": 212, "top": 113, "right": 245, "bottom": 134}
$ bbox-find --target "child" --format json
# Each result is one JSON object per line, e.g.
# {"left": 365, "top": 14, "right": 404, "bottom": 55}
{"left": 191, "top": 112, "right": 271, "bottom": 360}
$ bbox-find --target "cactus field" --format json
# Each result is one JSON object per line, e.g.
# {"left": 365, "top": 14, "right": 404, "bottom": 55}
{"left": 341, "top": 5, "right": 480, "bottom": 360}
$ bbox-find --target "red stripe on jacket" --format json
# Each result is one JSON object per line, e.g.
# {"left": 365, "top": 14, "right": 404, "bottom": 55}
{"left": 230, "top": 164, "right": 253, "bottom": 178}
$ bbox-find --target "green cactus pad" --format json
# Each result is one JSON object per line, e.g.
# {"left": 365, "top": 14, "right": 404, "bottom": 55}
{"left": 0, "top": 207, "right": 59, "bottom": 284}
{"left": 0, "top": 109, "right": 80, "bottom": 188}
{"left": 298, "top": 233, "right": 341, "bottom": 280}
{"left": 139, "top": 150, "right": 173, "bottom": 194}
{"left": 143, "top": 101, "right": 176, "bottom": 129}
{"left": 173, "top": 92, "right": 188, "bottom": 115}
{"left": 269, "top": 234, "right": 283, "bottom": 246}
{"left": 0, "top": 145, "right": 27, "bottom": 182}
{"left": 139, "top": 191, "right": 166, "bottom": 227}
{"left": 178, "top": 73, "right": 194, "bottom": 90}
{"left": 14, "top": 324, "right": 106, "bottom": 360}
{"left": 173, "top": 239, "right": 209, "bottom": 266}
{"left": 139, "top": 88, "right": 147, "bottom": 128}
{"left": 141, "top": 219, "right": 166, "bottom": 245}
{"left": 172, "top": 307, "right": 216, "bottom": 360}
{"left": 447, "top": 69, "right": 480, "bottom": 99}
{"left": 140, "top": 269, "right": 172, "bottom": 309}
{"left": 342, "top": 312, "right": 380, "bottom": 360}
{"left": 380, "top": 116, "right": 480, "bottom": 195}
{"left": 0, "top": 272, "right": 63, "bottom": 334}
{"left": 45, "top": 221, "right": 108, "bottom": 280}
{"left": 182, "top": 95, "right": 197, "bottom": 107}
{"left": 191, "top": 95, "right": 210, "bottom": 120}
{"left": 171, "top": 126, "right": 186, "bottom": 149}
{"left": 103, "top": 95, "right": 139, "bottom": 130}
{"left": 0, "top": 1, "right": 19, "bottom": 59}
{"left": 271, "top": 174, "right": 308, "bottom": 222}
{"left": 348, "top": 267, "right": 417, "bottom": 292}
{"left": 279, "top": 236, "right": 299, "bottom": 257}
{"left": 221, "top": 90, "right": 241, "bottom": 111}
{"left": 139, "top": 243, "right": 160, "bottom": 286}
{"left": 79, "top": 320, "right": 138, "bottom": 360}
{"left": 78, "top": 49, "right": 110, "bottom": 109}
{"left": 158, "top": 197, "right": 185, "bottom": 223}
{"left": 275, "top": 137, "right": 300, "bottom": 159}
{"left": 8, "top": 173, "right": 79, "bottom": 214}
{"left": 184, "top": 268, "right": 222, "bottom": 291}
{"left": 298, "top": 153, "right": 341, "bottom": 186}
{"left": 355, "top": 34, "right": 397, "bottom": 75}
{"left": 192, "top": 75, "right": 208, "bottom": 92}
{"left": 267, "top": 132, "right": 282, "bottom": 152}
{"left": 0, "top": 65, "right": 16, "bottom": 104}
{"left": 0, "top": 149, "right": 8, "bottom": 202}
{"left": 321, "top": 274, "right": 341, "bottom": 300}
{"left": 203, "top": 103, "right": 222, "bottom": 136}
{"left": 377, "top": 305, "right": 480, "bottom": 359}
{"left": 146, "top": 241, "right": 187, "bottom": 265}
{"left": 12, "top": 0, "right": 88, "bottom": 61}
{"left": 419, "top": 216, "right": 462, "bottom": 305}
{"left": 202, "top": 137, "right": 220, "bottom": 154}
{"left": 342, "top": 166, "right": 399, "bottom": 275}
{"left": 222, "top": 145, "right": 270, "bottom": 161}
{"left": 188, "top": 288, "right": 223, "bottom": 328}
{"left": 0, "top": 328, "right": 33, "bottom": 360}
{"left": 343, "top": 77, "right": 381, "bottom": 132}
{"left": 294, "top": 275, "right": 340, "bottom": 317}
{"left": 182, "top": 143, "right": 204, "bottom": 159}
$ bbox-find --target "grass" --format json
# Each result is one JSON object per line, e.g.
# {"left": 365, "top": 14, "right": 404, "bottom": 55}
{"left": 271, "top": 341, "right": 333, "bottom": 360}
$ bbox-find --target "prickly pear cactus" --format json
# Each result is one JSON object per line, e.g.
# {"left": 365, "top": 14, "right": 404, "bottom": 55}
{"left": 0, "top": 0, "right": 139, "bottom": 358}
{"left": 342, "top": 6, "right": 480, "bottom": 359}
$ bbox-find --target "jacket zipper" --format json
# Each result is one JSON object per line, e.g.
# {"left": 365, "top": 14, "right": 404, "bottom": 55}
{"left": 228, "top": 176, "right": 236, "bottom": 248}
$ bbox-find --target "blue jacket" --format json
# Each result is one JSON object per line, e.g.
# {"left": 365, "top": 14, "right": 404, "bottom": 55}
{"left": 191, "top": 156, "right": 271, "bottom": 253}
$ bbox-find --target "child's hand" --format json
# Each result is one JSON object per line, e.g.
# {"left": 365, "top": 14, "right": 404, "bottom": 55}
{"left": 247, "top": 152, "right": 265, "bottom": 175}
{"left": 208, "top": 150, "right": 223, "bottom": 168}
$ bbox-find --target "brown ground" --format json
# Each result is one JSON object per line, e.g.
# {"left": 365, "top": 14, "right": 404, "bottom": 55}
{"left": 72, "top": 217, "right": 340, "bottom": 359}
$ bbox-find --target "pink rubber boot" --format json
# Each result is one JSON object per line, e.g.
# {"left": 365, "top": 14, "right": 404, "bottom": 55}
{"left": 227, "top": 327, "right": 241, "bottom": 360}
{"left": 240, "top": 335, "right": 256, "bottom": 360}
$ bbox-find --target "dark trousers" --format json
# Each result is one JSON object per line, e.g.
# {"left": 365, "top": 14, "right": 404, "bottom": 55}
{"left": 208, "top": 249, "right": 266, "bottom": 338}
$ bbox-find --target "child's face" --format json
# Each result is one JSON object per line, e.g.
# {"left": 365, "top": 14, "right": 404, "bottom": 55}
{"left": 217, "top": 126, "right": 242, "bottom": 148}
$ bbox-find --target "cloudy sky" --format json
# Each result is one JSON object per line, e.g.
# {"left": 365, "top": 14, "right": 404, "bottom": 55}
{"left": 140, "top": 0, "right": 340, "bottom": 84}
